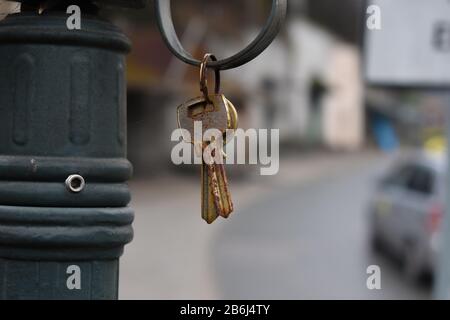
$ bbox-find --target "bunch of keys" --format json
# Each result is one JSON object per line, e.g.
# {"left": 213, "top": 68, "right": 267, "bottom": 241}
{"left": 177, "top": 54, "right": 238, "bottom": 224}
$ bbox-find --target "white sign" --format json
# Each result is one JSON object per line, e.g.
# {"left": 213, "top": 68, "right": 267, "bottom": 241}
{"left": 365, "top": 0, "right": 450, "bottom": 86}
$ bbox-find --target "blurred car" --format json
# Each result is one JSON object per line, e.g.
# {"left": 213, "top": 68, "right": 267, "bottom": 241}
{"left": 369, "top": 150, "right": 446, "bottom": 281}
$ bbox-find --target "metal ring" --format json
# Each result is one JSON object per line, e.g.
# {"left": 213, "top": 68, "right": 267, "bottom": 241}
{"left": 155, "top": 0, "right": 287, "bottom": 70}
{"left": 199, "top": 54, "right": 220, "bottom": 100}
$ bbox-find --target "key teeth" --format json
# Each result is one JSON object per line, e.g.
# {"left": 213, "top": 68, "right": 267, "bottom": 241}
{"left": 214, "top": 163, "right": 234, "bottom": 218}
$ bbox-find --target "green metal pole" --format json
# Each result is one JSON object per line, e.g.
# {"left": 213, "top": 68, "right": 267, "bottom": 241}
{"left": 0, "top": 6, "right": 134, "bottom": 299}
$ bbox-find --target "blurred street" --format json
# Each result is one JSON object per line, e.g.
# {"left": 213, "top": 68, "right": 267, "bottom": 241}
{"left": 120, "top": 150, "right": 430, "bottom": 299}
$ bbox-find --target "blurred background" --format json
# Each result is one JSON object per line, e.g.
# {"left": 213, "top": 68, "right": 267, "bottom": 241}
{"left": 3, "top": 0, "right": 450, "bottom": 299}
{"left": 113, "top": 0, "right": 449, "bottom": 300}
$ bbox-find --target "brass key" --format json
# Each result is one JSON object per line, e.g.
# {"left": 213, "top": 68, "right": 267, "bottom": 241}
{"left": 201, "top": 161, "right": 219, "bottom": 224}
{"left": 212, "top": 157, "right": 234, "bottom": 218}
{"left": 176, "top": 53, "right": 238, "bottom": 223}
{"left": 202, "top": 99, "right": 237, "bottom": 219}
{"left": 178, "top": 94, "right": 233, "bottom": 223}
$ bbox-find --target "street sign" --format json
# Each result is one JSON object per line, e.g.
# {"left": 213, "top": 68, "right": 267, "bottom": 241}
{"left": 365, "top": 0, "right": 450, "bottom": 87}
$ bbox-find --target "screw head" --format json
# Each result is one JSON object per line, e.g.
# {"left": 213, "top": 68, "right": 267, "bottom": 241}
{"left": 65, "top": 174, "right": 85, "bottom": 193}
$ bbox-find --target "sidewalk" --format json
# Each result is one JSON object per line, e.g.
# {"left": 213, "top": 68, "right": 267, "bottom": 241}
{"left": 119, "top": 150, "right": 388, "bottom": 299}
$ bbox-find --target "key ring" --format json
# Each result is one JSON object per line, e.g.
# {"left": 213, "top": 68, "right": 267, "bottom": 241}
{"left": 199, "top": 53, "right": 220, "bottom": 102}
{"left": 155, "top": 0, "right": 287, "bottom": 70}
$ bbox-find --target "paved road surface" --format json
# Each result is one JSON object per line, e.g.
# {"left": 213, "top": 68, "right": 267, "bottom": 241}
{"left": 120, "top": 151, "right": 430, "bottom": 299}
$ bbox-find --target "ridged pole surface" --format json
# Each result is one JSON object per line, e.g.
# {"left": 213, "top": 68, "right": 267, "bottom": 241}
{"left": 0, "top": 12, "right": 133, "bottom": 299}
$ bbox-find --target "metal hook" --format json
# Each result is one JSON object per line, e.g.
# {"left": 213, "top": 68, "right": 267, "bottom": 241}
{"left": 155, "top": 0, "right": 287, "bottom": 70}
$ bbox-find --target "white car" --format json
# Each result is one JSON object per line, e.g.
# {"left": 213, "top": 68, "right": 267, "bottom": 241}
{"left": 369, "top": 151, "right": 446, "bottom": 282}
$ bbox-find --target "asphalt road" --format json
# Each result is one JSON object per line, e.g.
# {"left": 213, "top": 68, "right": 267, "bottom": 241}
{"left": 120, "top": 151, "right": 431, "bottom": 299}
{"left": 211, "top": 154, "right": 430, "bottom": 299}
